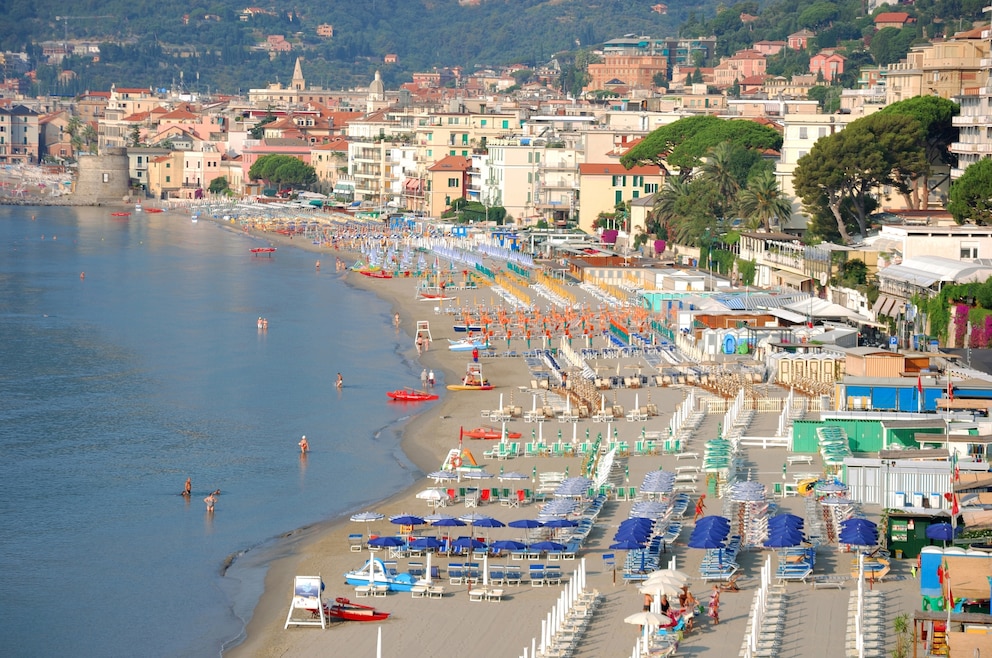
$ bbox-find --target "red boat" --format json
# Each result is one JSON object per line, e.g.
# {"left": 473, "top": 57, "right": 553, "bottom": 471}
{"left": 323, "top": 597, "right": 390, "bottom": 622}
{"left": 360, "top": 270, "right": 393, "bottom": 279}
{"left": 250, "top": 247, "right": 276, "bottom": 255}
{"left": 387, "top": 388, "right": 439, "bottom": 402}
{"left": 144, "top": 207, "right": 164, "bottom": 213}
{"left": 464, "top": 426, "right": 523, "bottom": 440}
{"left": 111, "top": 212, "right": 131, "bottom": 217}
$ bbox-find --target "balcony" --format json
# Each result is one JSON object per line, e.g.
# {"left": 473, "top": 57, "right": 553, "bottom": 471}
{"left": 952, "top": 115, "right": 992, "bottom": 126}
{"left": 950, "top": 142, "right": 992, "bottom": 154}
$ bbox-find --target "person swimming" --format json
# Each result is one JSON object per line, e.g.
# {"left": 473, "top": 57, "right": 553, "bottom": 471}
{"left": 335, "top": 373, "right": 343, "bottom": 388}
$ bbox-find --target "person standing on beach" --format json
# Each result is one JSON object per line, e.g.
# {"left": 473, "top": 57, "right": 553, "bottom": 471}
{"left": 415, "top": 335, "right": 423, "bottom": 355}
{"left": 472, "top": 347, "right": 479, "bottom": 363}
{"left": 183, "top": 477, "right": 192, "bottom": 497}
{"left": 428, "top": 370, "right": 435, "bottom": 388}
{"left": 708, "top": 585, "right": 720, "bottom": 625}
{"left": 299, "top": 435, "right": 309, "bottom": 453}
{"left": 421, "top": 368, "right": 428, "bottom": 388}
{"left": 204, "top": 493, "right": 216, "bottom": 513}
{"left": 693, "top": 494, "right": 706, "bottom": 522}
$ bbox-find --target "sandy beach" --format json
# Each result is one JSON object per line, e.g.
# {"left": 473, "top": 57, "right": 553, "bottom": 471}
{"left": 221, "top": 216, "right": 919, "bottom": 658}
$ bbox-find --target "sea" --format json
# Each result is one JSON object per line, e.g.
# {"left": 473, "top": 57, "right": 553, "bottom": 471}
{"left": 0, "top": 205, "right": 430, "bottom": 657}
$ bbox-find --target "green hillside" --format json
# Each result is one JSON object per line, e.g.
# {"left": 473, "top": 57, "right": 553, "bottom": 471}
{"left": 4, "top": 0, "right": 987, "bottom": 95}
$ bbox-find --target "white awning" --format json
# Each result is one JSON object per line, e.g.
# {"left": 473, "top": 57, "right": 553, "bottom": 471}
{"left": 776, "top": 271, "right": 811, "bottom": 288}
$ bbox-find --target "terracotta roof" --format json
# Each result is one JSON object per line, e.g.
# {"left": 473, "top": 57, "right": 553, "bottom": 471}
{"left": 874, "top": 11, "right": 913, "bottom": 23}
{"left": 159, "top": 108, "right": 199, "bottom": 120}
{"left": 578, "top": 163, "right": 664, "bottom": 176}
{"left": 427, "top": 155, "right": 471, "bottom": 172}
{"left": 122, "top": 111, "right": 152, "bottom": 122}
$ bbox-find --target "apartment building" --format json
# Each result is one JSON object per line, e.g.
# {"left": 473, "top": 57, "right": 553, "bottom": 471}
{"left": 0, "top": 104, "right": 39, "bottom": 164}
{"left": 884, "top": 26, "right": 988, "bottom": 105}
{"left": 576, "top": 162, "right": 666, "bottom": 234}
{"left": 425, "top": 155, "right": 471, "bottom": 217}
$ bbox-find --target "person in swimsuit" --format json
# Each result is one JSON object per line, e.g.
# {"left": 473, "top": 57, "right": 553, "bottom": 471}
{"left": 183, "top": 477, "right": 192, "bottom": 496}
{"left": 336, "top": 373, "right": 343, "bottom": 388}
{"left": 299, "top": 435, "right": 309, "bottom": 453}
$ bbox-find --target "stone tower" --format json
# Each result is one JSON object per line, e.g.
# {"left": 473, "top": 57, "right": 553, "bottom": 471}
{"left": 73, "top": 148, "right": 130, "bottom": 205}
{"left": 291, "top": 57, "right": 305, "bottom": 91}
{"left": 367, "top": 70, "right": 387, "bottom": 113}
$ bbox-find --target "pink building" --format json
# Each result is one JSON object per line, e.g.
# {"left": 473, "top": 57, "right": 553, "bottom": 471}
{"left": 714, "top": 50, "right": 767, "bottom": 88}
{"left": 809, "top": 51, "right": 846, "bottom": 83}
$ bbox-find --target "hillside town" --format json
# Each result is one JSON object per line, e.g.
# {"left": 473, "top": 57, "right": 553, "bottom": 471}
{"left": 2, "top": 17, "right": 992, "bottom": 352}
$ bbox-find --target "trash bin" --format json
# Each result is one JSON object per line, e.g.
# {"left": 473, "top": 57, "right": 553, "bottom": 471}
{"left": 895, "top": 549, "right": 904, "bottom": 559}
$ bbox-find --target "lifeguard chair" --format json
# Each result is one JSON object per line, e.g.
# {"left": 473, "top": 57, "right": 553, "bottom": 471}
{"left": 416, "top": 320, "right": 432, "bottom": 342}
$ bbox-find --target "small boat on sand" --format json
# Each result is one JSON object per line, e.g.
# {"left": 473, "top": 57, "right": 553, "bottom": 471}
{"left": 464, "top": 426, "right": 522, "bottom": 440}
{"left": 344, "top": 556, "right": 419, "bottom": 592}
{"left": 453, "top": 323, "right": 483, "bottom": 333}
{"left": 387, "top": 388, "right": 439, "bottom": 402}
{"left": 360, "top": 270, "right": 393, "bottom": 279}
{"left": 448, "top": 337, "right": 489, "bottom": 352}
{"left": 250, "top": 247, "right": 276, "bottom": 255}
{"left": 323, "top": 597, "right": 390, "bottom": 622}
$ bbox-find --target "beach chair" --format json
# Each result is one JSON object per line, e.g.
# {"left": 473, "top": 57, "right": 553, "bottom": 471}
{"left": 529, "top": 564, "right": 546, "bottom": 586}
{"left": 489, "top": 566, "right": 505, "bottom": 585}
{"left": 448, "top": 563, "right": 465, "bottom": 585}
{"left": 479, "top": 489, "right": 492, "bottom": 505}
{"left": 348, "top": 533, "right": 364, "bottom": 552}
{"left": 505, "top": 566, "right": 522, "bottom": 585}
{"left": 545, "top": 566, "right": 563, "bottom": 585}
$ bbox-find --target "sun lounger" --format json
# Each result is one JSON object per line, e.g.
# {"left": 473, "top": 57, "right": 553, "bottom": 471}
{"left": 529, "top": 564, "right": 546, "bottom": 586}
{"left": 469, "top": 588, "right": 487, "bottom": 602}
{"left": 485, "top": 588, "right": 504, "bottom": 602}
{"left": 348, "top": 534, "right": 364, "bottom": 552}
{"left": 427, "top": 585, "right": 445, "bottom": 598}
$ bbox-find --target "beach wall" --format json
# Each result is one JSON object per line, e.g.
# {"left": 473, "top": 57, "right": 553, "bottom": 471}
{"left": 73, "top": 149, "right": 130, "bottom": 204}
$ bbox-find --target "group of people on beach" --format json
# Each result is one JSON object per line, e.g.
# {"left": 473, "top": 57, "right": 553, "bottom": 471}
{"left": 182, "top": 477, "right": 221, "bottom": 512}
{"left": 420, "top": 368, "right": 436, "bottom": 389}
{"left": 642, "top": 583, "right": 712, "bottom": 632}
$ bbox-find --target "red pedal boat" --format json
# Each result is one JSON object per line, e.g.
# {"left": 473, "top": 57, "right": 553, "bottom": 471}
{"left": 250, "top": 247, "right": 276, "bottom": 255}
{"left": 360, "top": 270, "right": 393, "bottom": 279}
{"left": 464, "top": 426, "right": 523, "bottom": 440}
{"left": 144, "top": 207, "right": 164, "bottom": 213}
{"left": 323, "top": 597, "right": 390, "bottom": 622}
{"left": 111, "top": 212, "right": 131, "bottom": 217}
{"left": 387, "top": 388, "right": 439, "bottom": 402}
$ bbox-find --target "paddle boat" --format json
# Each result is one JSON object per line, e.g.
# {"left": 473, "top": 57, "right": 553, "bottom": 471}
{"left": 110, "top": 211, "right": 131, "bottom": 217}
{"left": 453, "top": 323, "right": 483, "bottom": 333}
{"left": 464, "top": 426, "right": 522, "bottom": 440}
{"left": 387, "top": 388, "right": 439, "bottom": 402}
{"left": 447, "top": 337, "right": 489, "bottom": 352}
{"left": 344, "top": 556, "right": 419, "bottom": 592}
{"left": 323, "top": 597, "right": 390, "bottom": 622}
{"left": 144, "top": 207, "right": 164, "bottom": 213}
{"left": 250, "top": 247, "right": 276, "bottom": 256}
{"left": 360, "top": 269, "right": 393, "bottom": 279}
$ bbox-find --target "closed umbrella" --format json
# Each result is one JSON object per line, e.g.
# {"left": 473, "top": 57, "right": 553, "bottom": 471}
{"left": 925, "top": 522, "right": 959, "bottom": 544}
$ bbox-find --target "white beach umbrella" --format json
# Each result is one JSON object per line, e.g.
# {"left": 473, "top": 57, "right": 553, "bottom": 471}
{"left": 639, "top": 581, "right": 682, "bottom": 598}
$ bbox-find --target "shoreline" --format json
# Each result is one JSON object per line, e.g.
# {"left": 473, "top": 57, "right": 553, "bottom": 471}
{"left": 219, "top": 216, "right": 471, "bottom": 656}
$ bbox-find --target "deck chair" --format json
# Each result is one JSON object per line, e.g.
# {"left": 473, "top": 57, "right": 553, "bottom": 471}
{"left": 479, "top": 489, "right": 492, "bottom": 505}
{"left": 348, "top": 533, "right": 364, "bottom": 552}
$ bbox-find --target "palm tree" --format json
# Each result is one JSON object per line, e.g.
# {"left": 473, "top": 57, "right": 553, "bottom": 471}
{"left": 699, "top": 141, "right": 740, "bottom": 200}
{"left": 737, "top": 171, "right": 793, "bottom": 232}
{"left": 650, "top": 177, "right": 692, "bottom": 238}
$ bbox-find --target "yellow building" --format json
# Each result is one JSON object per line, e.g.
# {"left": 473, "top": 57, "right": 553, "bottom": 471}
{"left": 146, "top": 151, "right": 184, "bottom": 200}
{"left": 585, "top": 54, "right": 669, "bottom": 93}
{"left": 576, "top": 163, "right": 666, "bottom": 234}
{"left": 884, "top": 26, "right": 988, "bottom": 105}
{"left": 425, "top": 155, "right": 471, "bottom": 217}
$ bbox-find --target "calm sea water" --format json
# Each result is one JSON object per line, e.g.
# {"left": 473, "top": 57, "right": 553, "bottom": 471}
{"left": 0, "top": 206, "right": 427, "bottom": 657}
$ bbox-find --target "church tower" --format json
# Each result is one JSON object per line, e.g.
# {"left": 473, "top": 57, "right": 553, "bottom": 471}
{"left": 367, "top": 70, "right": 387, "bottom": 113}
{"left": 291, "top": 57, "right": 305, "bottom": 91}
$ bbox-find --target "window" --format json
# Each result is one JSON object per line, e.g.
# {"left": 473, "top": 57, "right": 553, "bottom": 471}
{"left": 612, "top": 175, "right": 620, "bottom": 186}
{"left": 445, "top": 195, "right": 450, "bottom": 206}
{"left": 644, "top": 183, "right": 658, "bottom": 193}
{"left": 166, "top": 163, "right": 171, "bottom": 168}
{"left": 799, "top": 127, "right": 808, "bottom": 139}
{"left": 461, "top": 134, "right": 468, "bottom": 145}
{"left": 632, "top": 175, "right": 643, "bottom": 187}
{"left": 535, "top": 153, "right": 540, "bottom": 163}
{"left": 448, "top": 177, "right": 459, "bottom": 188}
{"left": 103, "top": 173, "right": 109, "bottom": 183}
{"left": 501, "top": 120, "right": 509, "bottom": 129}
{"left": 528, "top": 153, "right": 533, "bottom": 164}
{"left": 961, "top": 241, "right": 979, "bottom": 259}
{"left": 615, "top": 190, "right": 622, "bottom": 204}
{"left": 165, "top": 175, "right": 171, "bottom": 183}
{"left": 818, "top": 127, "right": 827, "bottom": 138}
{"left": 528, "top": 172, "right": 533, "bottom": 183}
{"left": 632, "top": 191, "right": 639, "bottom": 199}
{"left": 481, "top": 119, "right": 487, "bottom": 127}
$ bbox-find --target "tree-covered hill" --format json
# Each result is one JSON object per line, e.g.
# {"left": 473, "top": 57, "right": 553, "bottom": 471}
{"left": 4, "top": 0, "right": 988, "bottom": 95}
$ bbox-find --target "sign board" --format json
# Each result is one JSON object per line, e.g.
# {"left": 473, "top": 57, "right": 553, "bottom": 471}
{"left": 284, "top": 575, "right": 325, "bottom": 628}
{"left": 889, "top": 336, "right": 898, "bottom": 348}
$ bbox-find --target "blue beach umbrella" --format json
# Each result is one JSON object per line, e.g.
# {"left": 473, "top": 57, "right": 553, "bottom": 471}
{"left": 763, "top": 530, "right": 806, "bottom": 548}
{"left": 368, "top": 535, "right": 406, "bottom": 548}
{"left": 508, "top": 518, "right": 543, "bottom": 529}
{"left": 529, "top": 540, "right": 567, "bottom": 553}
{"left": 687, "top": 535, "right": 725, "bottom": 549}
{"left": 610, "top": 538, "right": 646, "bottom": 550}
{"left": 925, "top": 523, "right": 959, "bottom": 543}
{"left": 390, "top": 514, "right": 426, "bottom": 527}
{"left": 542, "top": 518, "right": 578, "bottom": 529}
{"left": 694, "top": 515, "right": 731, "bottom": 530}
{"left": 490, "top": 539, "right": 527, "bottom": 552}
{"left": 409, "top": 537, "right": 444, "bottom": 551}
{"left": 768, "top": 513, "right": 804, "bottom": 528}
{"left": 452, "top": 536, "right": 487, "bottom": 552}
